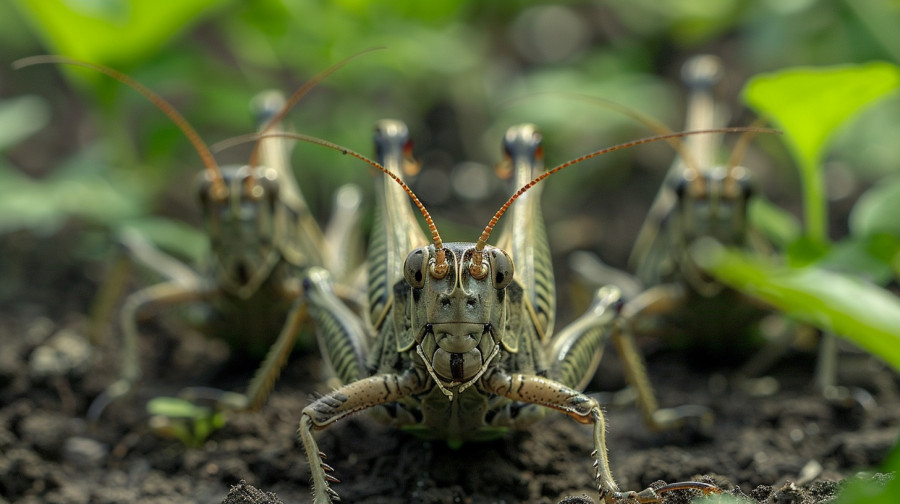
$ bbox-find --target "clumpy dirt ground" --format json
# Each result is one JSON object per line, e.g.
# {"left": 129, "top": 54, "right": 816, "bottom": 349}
{"left": 1, "top": 227, "right": 898, "bottom": 504}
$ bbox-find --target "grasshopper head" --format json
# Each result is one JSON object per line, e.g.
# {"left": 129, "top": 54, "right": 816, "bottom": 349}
{"left": 404, "top": 242, "right": 514, "bottom": 384}
{"left": 197, "top": 164, "right": 283, "bottom": 298}
{"left": 672, "top": 164, "right": 754, "bottom": 248}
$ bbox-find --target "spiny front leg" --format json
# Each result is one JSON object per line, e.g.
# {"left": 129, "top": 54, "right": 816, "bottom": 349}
{"left": 299, "top": 371, "right": 424, "bottom": 504}
{"left": 485, "top": 371, "right": 637, "bottom": 503}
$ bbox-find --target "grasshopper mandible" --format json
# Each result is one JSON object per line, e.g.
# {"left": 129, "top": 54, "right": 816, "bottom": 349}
{"left": 258, "top": 122, "right": 763, "bottom": 503}
{"left": 14, "top": 53, "right": 372, "bottom": 419}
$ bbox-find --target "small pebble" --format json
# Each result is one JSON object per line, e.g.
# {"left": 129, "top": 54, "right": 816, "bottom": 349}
{"left": 28, "top": 329, "right": 92, "bottom": 379}
{"left": 62, "top": 436, "right": 108, "bottom": 468}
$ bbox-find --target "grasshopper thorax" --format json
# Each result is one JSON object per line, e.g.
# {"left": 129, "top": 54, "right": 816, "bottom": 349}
{"left": 404, "top": 242, "right": 514, "bottom": 388}
{"left": 196, "top": 164, "right": 282, "bottom": 298}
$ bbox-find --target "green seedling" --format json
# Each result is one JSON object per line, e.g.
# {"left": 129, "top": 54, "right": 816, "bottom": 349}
{"left": 146, "top": 396, "right": 227, "bottom": 448}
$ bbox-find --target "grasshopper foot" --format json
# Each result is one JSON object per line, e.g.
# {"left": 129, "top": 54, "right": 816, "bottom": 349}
{"left": 86, "top": 379, "right": 133, "bottom": 422}
{"left": 602, "top": 480, "right": 721, "bottom": 504}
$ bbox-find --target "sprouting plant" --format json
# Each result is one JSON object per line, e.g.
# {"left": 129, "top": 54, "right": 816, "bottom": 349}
{"left": 146, "top": 396, "right": 227, "bottom": 448}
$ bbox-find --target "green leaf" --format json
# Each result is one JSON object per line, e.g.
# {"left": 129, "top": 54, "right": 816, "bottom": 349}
{"left": 692, "top": 238, "right": 900, "bottom": 372}
{"left": 748, "top": 198, "right": 801, "bottom": 248}
{"left": 743, "top": 63, "right": 900, "bottom": 243}
{"left": 784, "top": 235, "right": 829, "bottom": 267}
{"left": 0, "top": 147, "right": 147, "bottom": 235}
{"left": 816, "top": 234, "right": 900, "bottom": 285}
{"left": 832, "top": 444, "right": 900, "bottom": 504}
{"left": 11, "top": 0, "right": 228, "bottom": 65}
{"left": 0, "top": 95, "right": 50, "bottom": 151}
{"left": 850, "top": 174, "right": 900, "bottom": 237}
{"left": 147, "top": 396, "right": 209, "bottom": 419}
{"left": 118, "top": 218, "right": 207, "bottom": 265}
{"left": 0, "top": 156, "right": 145, "bottom": 233}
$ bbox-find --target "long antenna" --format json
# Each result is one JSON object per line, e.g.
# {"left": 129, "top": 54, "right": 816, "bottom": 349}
{"left": 14, "top": 55, "right": 228, "bottom": 199}
{"left": 247, "top": 47, "right": 386, "bottom": 170}
{"left": 505, "top": 92, "right": 704, "bottom": 178}
{"left": 726, "top": 118, "right": 766, "bottom": 174}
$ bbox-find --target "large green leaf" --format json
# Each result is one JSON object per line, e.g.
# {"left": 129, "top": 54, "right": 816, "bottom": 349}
{"left": 743, "top": 63, "right": 900, "bottom": 243}
{"left": 692, "top": 238, "right": 900, "bottom": 372}
{"left": 11, "top": 0, "right": 228, "bottom": 65}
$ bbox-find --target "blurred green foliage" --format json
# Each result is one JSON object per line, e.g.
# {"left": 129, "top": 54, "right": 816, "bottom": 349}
{"left": 4, "top": 0, "right": 899, "bottom": 241}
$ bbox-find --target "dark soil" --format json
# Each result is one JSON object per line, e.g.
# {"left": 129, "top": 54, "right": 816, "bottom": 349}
{"left": 1, "top": 228, "right": 899, "bottom": 504}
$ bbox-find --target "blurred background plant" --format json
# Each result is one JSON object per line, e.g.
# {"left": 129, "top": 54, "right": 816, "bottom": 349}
{"left": 4, "top": 0, "right": 899, "bottom": 265}
{"left": 2, "top": 0, "right": 900, "bottom": 499}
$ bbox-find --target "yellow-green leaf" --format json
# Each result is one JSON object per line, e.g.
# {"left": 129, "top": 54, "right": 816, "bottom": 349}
{"left": 11, "top": 0, "right": 228, "bottom": 65}
{"left": 743, "top": 63, "right": 900, "bottom": 243}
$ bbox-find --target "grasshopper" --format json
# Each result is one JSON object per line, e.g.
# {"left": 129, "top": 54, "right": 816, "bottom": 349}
{"left": 573, "top": 56, "right": 858, "bottom": 400}
{"left": 14, "top": 54, "right": 369, "bottom": 419}
{"left": 267, "top": 121, "right": 752, "bottom": 503}
{"left": 571, "top": 55, "right": 772, "bottom": 358}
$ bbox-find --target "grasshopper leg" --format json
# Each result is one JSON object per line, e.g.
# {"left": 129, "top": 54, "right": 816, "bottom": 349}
{"left": 88, "top": 281, "right": 211, "bottom": 421}
{"left": 299, "top": 371, "right": 425, "bottom": 504}
{"left": 185, "top": 294, "right": 309, "bottom": 412}
{"left": 302, "top": 266, "right": 370, "bottom": 385}
{"left": 616, "top": 284, "right": 714, "bottom": 431}
{"left": 88, "top": 228, "right": 203, "bottom": 345}
{"left": 181, "top": 266, "right": 370, "bottom": 412}
{"left": 485, "top": 370, "right": 645, "bottom": 504}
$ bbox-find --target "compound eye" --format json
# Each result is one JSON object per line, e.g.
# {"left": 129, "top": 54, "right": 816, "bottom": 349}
{"left": 739, "top": 178, "right": 754, "bottom": 200}
{"left": 488, "top": 249, "right": 514, "bottom": 289}
{"left": 194, "top": 172, "right": 211, "bottom": 203}
{"left": 196, "top": 171, "right": 229, "bottom": 207}
{"left": 673, "top": 176, "right": 689, "bottom": 199}
{"left": 258, "top": 173, "right": 280, "bottom": 204}
{"left": 403, "top": 248, "right": 428, "bottom": 289}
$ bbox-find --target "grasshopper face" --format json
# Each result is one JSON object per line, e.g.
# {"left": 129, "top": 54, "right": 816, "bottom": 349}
{"left": 404, "top": 243, "right": 514, "bottom": 384}
{"left": 197, "top": 164, "right": 283, "bottom": 298}
{"left": 673, "top": 165, "right": 753, "bottom": 248}
{"left": 665, "top": 164, "right": 756, "bottom": 295}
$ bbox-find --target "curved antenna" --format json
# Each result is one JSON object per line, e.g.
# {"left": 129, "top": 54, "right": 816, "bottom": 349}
{"left": 726, "top": 118, "right": 767, "bottom": 174}
{"left": 505, "top": 92, "right": 709, "bottom": 179}
{"left": 218, "top": 131, "right": 447, "bottom": 270}
{"left": 469, "top": 126, "right": 781, "bottom": 269}
{"left": 247, "top": 47, "right": 386, "bottom": 170}
{"left": 14, "top": 55, "right": 227, "bottom": 199}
